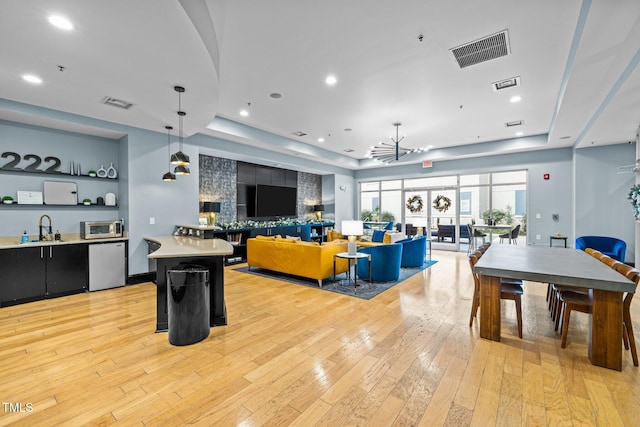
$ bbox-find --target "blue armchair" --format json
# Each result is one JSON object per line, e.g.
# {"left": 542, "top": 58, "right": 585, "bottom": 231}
{"left": 397, "top": 236, "right": 426, "bottom": 267}
{"left": 356, "top": 243, "right": 402, "bottom": 282}
{"left": 575, "top": 236, "right": 626, "bottom": 262}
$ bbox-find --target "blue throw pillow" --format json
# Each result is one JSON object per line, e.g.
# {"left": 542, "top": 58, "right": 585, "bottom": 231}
{"left": 372, "top": 229, "right": 386, "bottom": 243}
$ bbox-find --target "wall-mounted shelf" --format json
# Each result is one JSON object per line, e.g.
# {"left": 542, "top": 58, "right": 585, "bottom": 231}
{"left": 0, "top": 203, "right": 119, "bottom": 209}
{"left": 0, "top": 168, "right": 118, "bottom": 181}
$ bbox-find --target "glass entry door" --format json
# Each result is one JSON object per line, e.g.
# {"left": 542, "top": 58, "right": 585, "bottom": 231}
{"left": 428, "top": 189, "right": 458, "bottom": 250}
{"left": 404, "top": 188, "right": 459, "bottom": 251}
{"left": 404, "top": 190, "right": 431, "bottom": 237}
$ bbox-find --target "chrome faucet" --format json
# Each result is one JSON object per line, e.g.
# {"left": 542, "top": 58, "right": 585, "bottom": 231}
{"left": 39, "top": 214, "right": 52, "bottom": 241}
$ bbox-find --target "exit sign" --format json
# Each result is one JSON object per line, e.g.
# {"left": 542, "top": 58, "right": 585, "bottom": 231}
{"left": 422, "top": 161, "right": 433, "bottom": 168}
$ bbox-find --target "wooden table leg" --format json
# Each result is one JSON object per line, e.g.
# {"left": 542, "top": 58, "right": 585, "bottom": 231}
{"left": 589, "top": 289, "right": 623, "bottom": 370}
{"left": 479, "top": 275, "right": 501, "bottom": 341}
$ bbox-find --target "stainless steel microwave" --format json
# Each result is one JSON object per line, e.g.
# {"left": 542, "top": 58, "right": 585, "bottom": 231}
{"left": 81, "top": 221, "right": 123, "bottom": 239}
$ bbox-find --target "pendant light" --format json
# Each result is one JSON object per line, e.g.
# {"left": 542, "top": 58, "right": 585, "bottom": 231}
{"left": 162, "top": 126, "right": 176, "bottom": 182}
{"left": 170, "top": 86, "right": 190, "bottom": 171}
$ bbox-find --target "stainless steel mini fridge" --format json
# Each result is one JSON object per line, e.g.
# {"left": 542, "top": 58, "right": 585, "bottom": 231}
{"left": 89, "top": 242, "right": 126, "bottom": 291}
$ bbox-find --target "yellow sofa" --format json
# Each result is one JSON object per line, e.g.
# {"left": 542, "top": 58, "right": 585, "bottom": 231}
{"left": 246, "top": 236, "right": 350, "bottom": 286}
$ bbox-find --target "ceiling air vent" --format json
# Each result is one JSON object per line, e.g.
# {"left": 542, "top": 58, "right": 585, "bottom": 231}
{"left": 101, "top": 96, "right": 134, "bottom": 110}
{"left": 451, "top": 30, "right": 510, "bottom": 69}
{"left": 291, "top": 131, "right": 307, "bottom": 137}
{"left": 505, "top": 120, "right": 523, "bottom": 127}
{"left": 492, "top": 76, "right": 520, "bottom": 91}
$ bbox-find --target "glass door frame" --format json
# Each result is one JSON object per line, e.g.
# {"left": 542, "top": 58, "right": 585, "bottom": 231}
{"left": 402, "top": 186, "right": 461, "bottom": 252}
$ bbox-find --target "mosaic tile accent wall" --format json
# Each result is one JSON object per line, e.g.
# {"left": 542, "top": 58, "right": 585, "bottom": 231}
{"left": 199, "top": 154, "right": 322, "bottom": 222}
{"left": 199, "top": 155, "right": 237, "bottom": 224}
{"left": 298, "top": 171, "right": 322, "bottom": 220}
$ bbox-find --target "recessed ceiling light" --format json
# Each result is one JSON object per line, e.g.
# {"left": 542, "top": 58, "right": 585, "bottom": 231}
{"left": 269, "top": 93, "right": 282, "bottom": 99}
{"left": 510, "top": 95, "right": 522, "bottom": 103}
{"left": 318, "top": 138, "right": 324, "bottom": 143}
{"left": 560, "top": 136, "right": 571, "bottom": 139}
{"left": 48, "top": 15, "right": 73, "bottom": 30}
{"left": 22, "top": 74, "right": 42, "bottom": 84}
{"left": 427, "top": 145, "right": 433, "bottom": 149}
{"left": 325, "top": 75, "right": 337, "bottom": 86}
{"left": 239, "top": 102, "right": 251, "bottom": 117}
{"left": 515, "top": 131, "right": 524, "bottom": 136}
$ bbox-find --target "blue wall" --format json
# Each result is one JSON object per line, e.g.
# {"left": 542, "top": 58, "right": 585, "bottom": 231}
{"left": 574, "top": 144, "right": 636, "bottom": 261}
{"left": 1, "top": 98, "right": 635, "bottom": 273}
{"left": 0, "top": 120, "right": 121, "bottom": 237}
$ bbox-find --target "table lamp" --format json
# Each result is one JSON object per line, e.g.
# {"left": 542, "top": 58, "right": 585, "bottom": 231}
{"left": 314, "top": 204, "right": 325, "bottom": 220}
{"left": 342, "top": 220, "right": 363, "bottom": 256}
{"left": 199, "top": 201, "right": 221, "bottom": 225}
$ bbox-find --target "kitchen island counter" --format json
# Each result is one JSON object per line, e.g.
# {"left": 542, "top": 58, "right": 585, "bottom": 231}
{"left": 145, "top": 236, "right": 233, "bottom": 332}
{"left": 145, "top": 235, "right": 233, "bottom": 259}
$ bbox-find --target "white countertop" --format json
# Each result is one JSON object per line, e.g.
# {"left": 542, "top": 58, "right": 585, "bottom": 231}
{"left": 0, "top": 234, "right": 128, "bottom": 249}
{"left": 145, "top": 235, "right": 234, "bottom": 259}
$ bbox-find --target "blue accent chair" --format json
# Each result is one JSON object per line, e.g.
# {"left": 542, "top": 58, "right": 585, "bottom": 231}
{"left": 356, "top": 243, "right": 402, "bottom": 282}
{"left": 397, "top": 236, "right": 427, "bottom": 267}
{"left": 575, "top": 236, "right": 626, "bottom": 262}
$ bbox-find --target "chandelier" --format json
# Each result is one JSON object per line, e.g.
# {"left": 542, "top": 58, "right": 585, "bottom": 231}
{"left": 366, "top": 122, "right": 426, "bottom": 163}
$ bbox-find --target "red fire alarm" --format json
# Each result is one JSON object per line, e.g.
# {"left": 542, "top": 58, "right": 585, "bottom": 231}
{"left": 543, "top": 173, "right": 550, "bottom": 180}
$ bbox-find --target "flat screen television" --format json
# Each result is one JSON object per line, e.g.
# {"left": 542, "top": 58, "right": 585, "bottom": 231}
{"left": 255, "top": 184, "right": 297, "bottom": 218}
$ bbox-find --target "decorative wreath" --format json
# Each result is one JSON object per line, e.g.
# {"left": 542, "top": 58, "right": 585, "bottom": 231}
{"left": 406, "top": 195, "right": 423, "bottom": 213}
{"left": 433, "top": 194, "right": 452, "bottom": 213}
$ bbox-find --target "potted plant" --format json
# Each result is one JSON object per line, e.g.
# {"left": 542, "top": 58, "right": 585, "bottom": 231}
{"left": 83, "top": 198, "right": 92, "bottom": 205}
{"left": 2, "top": 196, "right": 14, "bottom": 204}
{"left": 629, "top": 184, "right": 640, "bottom": 219}
{"left": 88, "top": 170, "right": 97, "bottom": 177}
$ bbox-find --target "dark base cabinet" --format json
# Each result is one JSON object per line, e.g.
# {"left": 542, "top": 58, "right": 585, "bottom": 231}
{"left": 249, "top": 224, "right": 311, "bottom": 240}
{"left": 46, "top": 244, "right": 88, "bottom": 296}
{"left": 0, "top": 244, "right": 88, "bottom": 307}
{"left": 0, "top": 247, "right": 46, "bottom": 305}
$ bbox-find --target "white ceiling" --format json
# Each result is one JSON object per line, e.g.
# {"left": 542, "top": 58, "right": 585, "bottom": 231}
{"left": 1, "top": 0, "right": 639, "bottom": 170}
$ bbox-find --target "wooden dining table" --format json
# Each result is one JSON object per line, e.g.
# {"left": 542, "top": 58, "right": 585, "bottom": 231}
{"left": 474, "top": 244, "right": 636, "bottom": 370}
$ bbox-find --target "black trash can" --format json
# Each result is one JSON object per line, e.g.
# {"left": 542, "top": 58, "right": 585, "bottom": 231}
{"left": 167, "top": 265, "right": 210, "bottom": 345}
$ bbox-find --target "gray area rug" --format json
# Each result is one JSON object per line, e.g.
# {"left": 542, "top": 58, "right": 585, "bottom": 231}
{"left": 232, "top": 260, "right": 437, "bottom": 300}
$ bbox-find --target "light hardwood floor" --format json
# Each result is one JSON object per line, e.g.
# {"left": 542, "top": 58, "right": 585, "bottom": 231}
{"left": 1, "top": 250, "right": 639, "bottom": 426}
